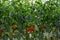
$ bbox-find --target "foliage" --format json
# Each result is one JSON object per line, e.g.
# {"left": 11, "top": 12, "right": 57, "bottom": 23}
{"left": 0, "top": 0, "right": 60, "bottom": 40}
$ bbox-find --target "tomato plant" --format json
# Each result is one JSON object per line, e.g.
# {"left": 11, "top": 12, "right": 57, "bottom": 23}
{"left": 0, "top": 0, "right": 60, "bottom": 40}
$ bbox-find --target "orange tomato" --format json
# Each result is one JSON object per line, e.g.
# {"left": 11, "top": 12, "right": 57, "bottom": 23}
{"left": 12, "top": 25, "right": 18, "bottom": 30}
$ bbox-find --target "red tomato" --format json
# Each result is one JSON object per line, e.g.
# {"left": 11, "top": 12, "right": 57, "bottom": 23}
{"left": 26, "top": 27, "right": 35, "bottom": 32}
{"left": 40, "top": 26, "right": 46, "bottom": 29}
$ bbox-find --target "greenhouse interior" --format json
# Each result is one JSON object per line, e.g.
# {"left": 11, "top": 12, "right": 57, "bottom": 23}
{"left": 0, "top": 0, "right": 60, "bottom": 40}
